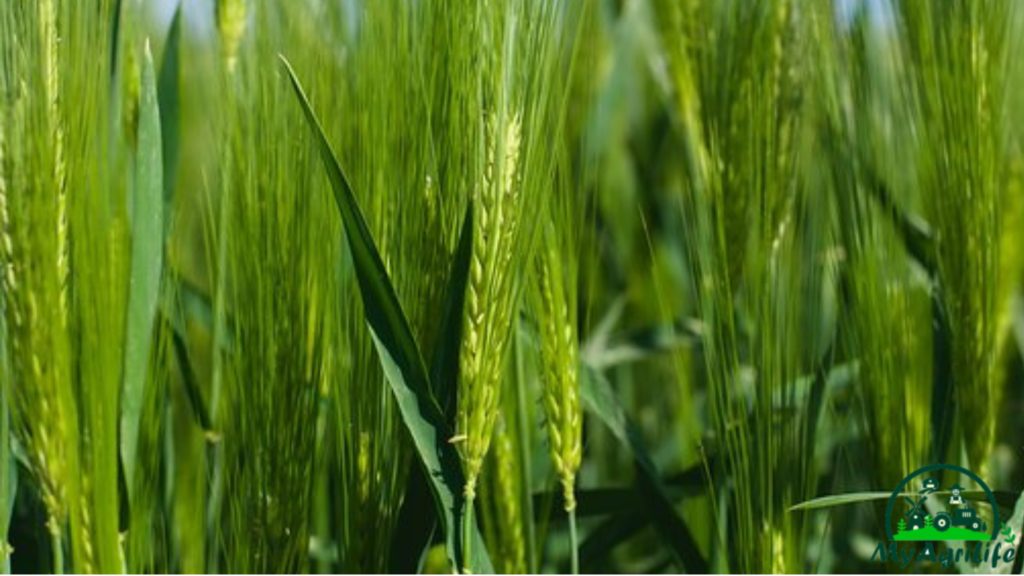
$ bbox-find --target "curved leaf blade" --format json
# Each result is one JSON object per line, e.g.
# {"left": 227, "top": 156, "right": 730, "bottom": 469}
{"left": 580, "top": 365, "right": 707, "bottom": 573}
{"left": 790, "top": 491, "right": 1019, "bottom": 512}
{"left": 280, "top": 56, "right": 492, "bottom": 574}
{"left": 430, "top": 203, "right": 473, "bottom": 416}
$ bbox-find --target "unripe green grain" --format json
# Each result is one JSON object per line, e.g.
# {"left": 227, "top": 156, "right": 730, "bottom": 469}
{"left": 456, "top": 111, "right": 524, "bottom": 574}
{"left": 457, "top": 112, "right": 523, "bottom": 499}
{"left": 1, "top": 77, "right": 74, "bottom": 574}
{"left": 535, "top": 231, "right": 581, "bottom": 512}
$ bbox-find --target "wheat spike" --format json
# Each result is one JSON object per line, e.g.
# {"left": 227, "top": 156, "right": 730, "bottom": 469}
{"left": 536, "top": 231, "right": 581, "bottom": 511}
{"left": 457, "top": 112, "right": 523, "bottom": 499}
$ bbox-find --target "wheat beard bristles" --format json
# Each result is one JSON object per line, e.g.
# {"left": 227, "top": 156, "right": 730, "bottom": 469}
{"left": 457, "top": 112, "right": 522, "bottom": 499}
{"left": 536, "top": 238, "right": 581, "bottom": 512}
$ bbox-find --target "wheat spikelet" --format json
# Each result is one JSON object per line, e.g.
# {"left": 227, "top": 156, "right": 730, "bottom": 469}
{"left": 457, "top": 112, "right": 523, "bottom": 500}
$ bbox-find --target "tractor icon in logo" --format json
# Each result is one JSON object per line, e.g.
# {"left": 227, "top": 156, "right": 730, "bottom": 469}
{"left": 891, "top": 467, "right": 996, "bottom": 542}
{"left": 901, "top": 479, "right": 986, "bottom": 535}
{"left": 931, "top": 483, "right": 985, "bottom": 533}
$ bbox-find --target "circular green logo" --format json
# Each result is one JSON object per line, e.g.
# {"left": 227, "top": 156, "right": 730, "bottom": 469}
{"left": 885, "top": 464, "right": 1000, "bottom": 542}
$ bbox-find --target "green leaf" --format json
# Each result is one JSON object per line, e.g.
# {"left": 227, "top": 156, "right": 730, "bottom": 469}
{"left": 161, "top": 275, "right": 235, "bottom": 353}
{"left": 281, "top": 56, "right": 492, "bottom": 574}
{"left": 539, "top": 487, "right": 640, "bottom": 519}
{"left": 1014, "top": 295, "right": 1024, "bottom": 376}
{"left": 167, "top": 314, "right": 214, "bottom": 433}
{"left": 120, "top": 40, "right": 164, "bottom": 502}
{"left": 930, "top": 293, "right": 955, "bottom": 463}
{"left": 1001, "top": 467, "right": 1024, "bottom": 574}
{"left": 390, "top": 201, "right": 474, "bottom": 571}
{"left": 109, "top": 0, "right": 123, "bottom": 84}
{"left": 388, "top": 464, "right": 437, "bottom": 573}
{"left": 580, "top": 364, "right": 707, "bottom": 573}
{"left": 861, "top": 167, "right": 937, "bottom": 278}
{"left": 788, "top": 490, "right": 1020, "bottom": 512}
{"left": 788, "top": 492, "right": 901, "bottom": 511}
{"left": 537, "top": 461, "right": 712, "bottom": 521}
{"left": 801, "top": 345, "right": 835, "bottom": 491}
{"left": 157, "top": 3, "right": 182, "bottom": 205}
{"left": 578, "top": 512, "right": 646, "bottom": 572}
{"left": 581, "top": 295, "right": 627, "bottom": 359}
{"left": 430, "top": 203, "right": 473, "bottom": 416}
{"left": 582, "top": 317, "right": 703, "bottom": 370}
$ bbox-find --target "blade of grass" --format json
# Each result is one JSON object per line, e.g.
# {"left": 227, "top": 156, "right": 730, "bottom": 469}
{"left": 391, "top": 201, "right": 474, "bottom": 571}
{"left": 1007, "top": 487, "right": 1024, "bottom": 573}
{"left": 161, "top": 276, "right": 235, "bottom": 353}
{"left": 388, "top": 464, "right": 437, "bottom": 573}
{"left": 167, "top": 318, "right": 213, "bottom": 433}
{"left": 109, "top": 0, "right": 123, "bottom": 84}
{"left": 580, "top": 364, "right": 707, "bottom": 573}
{"left": 157, "top": 4, "right": 182, "bottom": 205}
{"left": 430, "top": 203, "right": 473, "bottom": 417}
{"left": 582, "top": 317, "right": 703, "bottom": 370}
{"left": 120, "top": 40, "right": 164, "bottom": 504}
{"left": 930, "top": 292, "right": 955, "bottom": 463}
{"left": 790, "top": 491, "right": 1019, "bottom": 512}
{"left": 281, "top": 55, "right": 493, "bottom": 574}
{"left": 577, "top": 511, "right": 646, "bottom": 572}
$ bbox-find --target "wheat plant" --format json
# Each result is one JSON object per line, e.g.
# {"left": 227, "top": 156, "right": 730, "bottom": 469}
{"left": 1, "top": 0, "right": 1024, "bottom": 574}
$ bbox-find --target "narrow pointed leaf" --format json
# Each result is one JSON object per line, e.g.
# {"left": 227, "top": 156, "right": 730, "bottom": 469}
{"left": 789, "top": 491, "right": 1019, "bottom": 512}
{"left": 392, "top": 201, "right": 474, "bottom": 570}
{"left": 1006, "top": 489, "right": 1024, "bottom": 573}
{"left": 120, "top": 41, "right": 164, "bottom": 500}
{"left": 168, "top": 316, "right": 213, "bottom": 433}
{"left": 157, "top": 3, "right": 182, "bottom": 204}
{"left": 580, "top": 364, "right": 707, "bottom": 573}
{"left": 281, "top": 56, "right": 492, "bottom": 574}
{"left": 430, "top": 203, "right": 473, "bottom": 415}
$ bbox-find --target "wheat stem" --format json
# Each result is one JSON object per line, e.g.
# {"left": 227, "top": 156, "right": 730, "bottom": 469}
{"left": 462, "top": 494, "right": 474, "bottom": 574}
{"left": 513, "top": 336, "right": 536, "bottom": 572}
{"left": 568, "top": 507, "right": 579, "bottom": 575}
{"left": 48, "top": 517, "right": 63, "bottom": 575}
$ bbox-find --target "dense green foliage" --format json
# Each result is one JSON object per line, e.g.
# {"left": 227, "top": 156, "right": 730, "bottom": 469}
{"left": 2, "top": 0, "right": 1024, "bottom": 574}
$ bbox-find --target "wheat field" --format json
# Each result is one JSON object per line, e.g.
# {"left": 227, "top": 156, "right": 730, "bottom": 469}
{"left": 1, "top": 0, "right": 1024, "bottom": 574}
